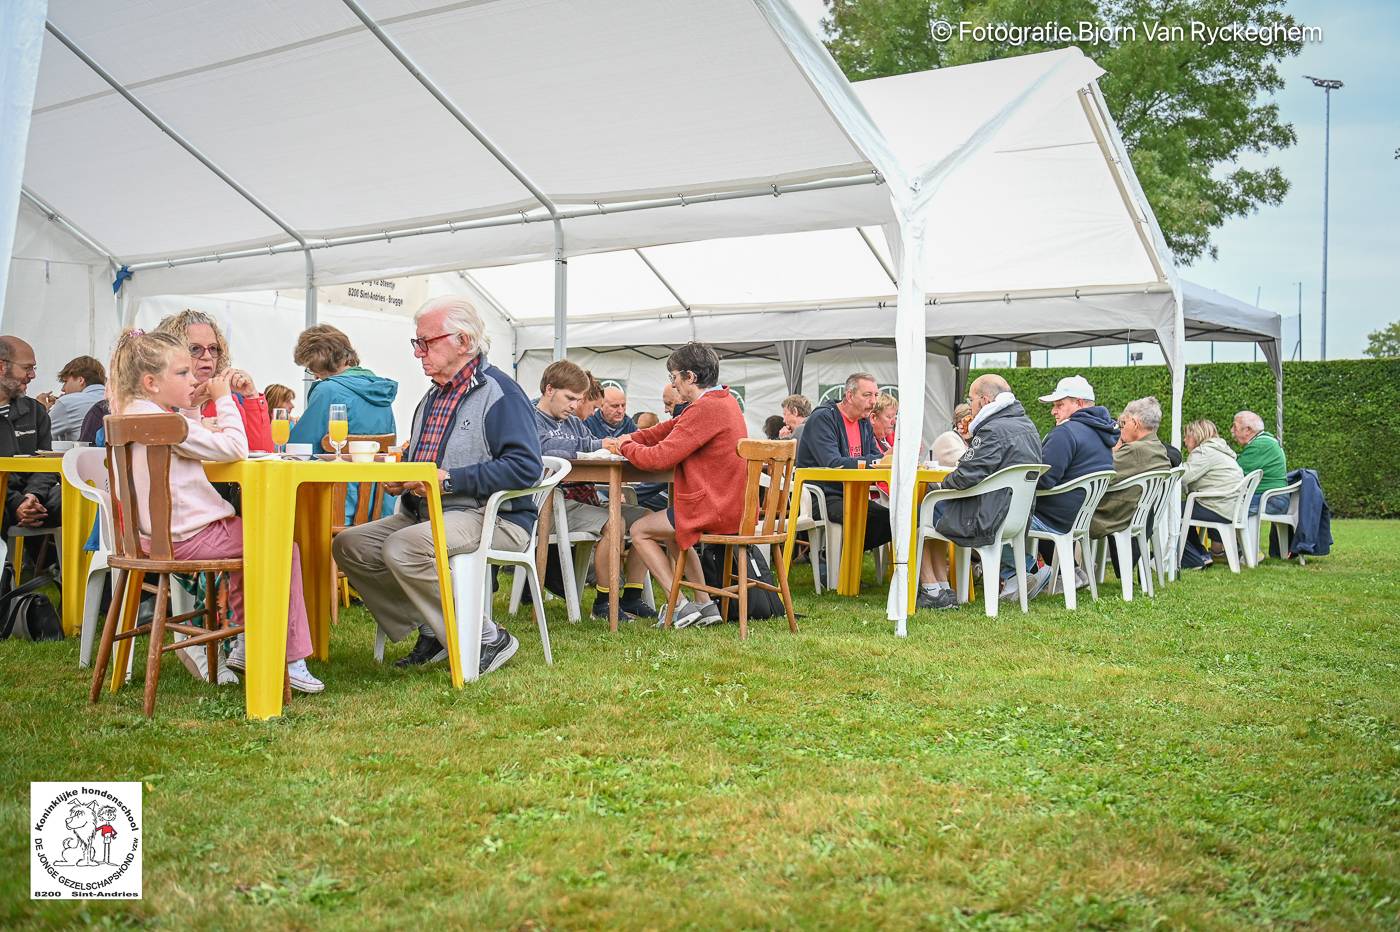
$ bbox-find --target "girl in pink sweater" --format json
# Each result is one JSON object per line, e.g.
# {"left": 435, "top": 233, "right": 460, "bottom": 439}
{"left": 109, "top": 330, "right": 323, "bottom": 694}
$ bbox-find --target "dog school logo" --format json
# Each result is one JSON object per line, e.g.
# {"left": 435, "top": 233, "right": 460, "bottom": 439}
{"left": 31, "top": 782, "right": 142, "bottom": 899}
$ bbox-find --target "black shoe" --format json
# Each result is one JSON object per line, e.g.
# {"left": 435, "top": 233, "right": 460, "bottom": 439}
{"left": 916, "top": 588, "right": 959, "bottom": 610}
{"left": 590, "top": 595, "right": 634, "bottom": 621}
{"left": 617, "top": 591, "right": 658, "bottom": 619}
{"left": 479, "top": 628, "right": 518, "bottom": 676}
{"left": 394, "top": 633, "right": 447, "bottom": 668}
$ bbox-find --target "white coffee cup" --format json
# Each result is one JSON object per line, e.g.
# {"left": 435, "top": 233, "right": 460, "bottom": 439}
{"left": 348, "top": 440, "right": 379, "bottom": 463}
{"left": 284, "top": 443, "right": 313, "bottom": 459}
{"left": 51, "top": 440, "right": 75, "bottom": 452}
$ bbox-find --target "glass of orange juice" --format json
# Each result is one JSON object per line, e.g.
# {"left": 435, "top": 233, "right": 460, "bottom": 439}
{"left": 328, "top": 403, "right": 349, "bottom": 459}
{"left": 271, "top": 408, "right": 291, "bottom": 454}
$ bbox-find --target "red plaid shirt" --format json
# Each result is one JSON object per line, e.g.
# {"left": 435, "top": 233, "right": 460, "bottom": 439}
{"left": 411, "top": 356, "right": 479, "bottom": 464}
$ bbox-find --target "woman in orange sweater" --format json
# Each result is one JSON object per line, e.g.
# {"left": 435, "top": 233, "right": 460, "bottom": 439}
{"left": 601, "top": 343, "right": 748, "bottom": 628}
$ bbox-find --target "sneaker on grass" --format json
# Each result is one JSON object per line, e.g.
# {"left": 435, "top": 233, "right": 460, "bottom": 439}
{"left": 656, "top": 600, "right": 705, "bottom": 629}
{"left": 916, "top": 588, "right": 959, "bottom": 610}
{"left": 478, "top": 628, "right": 518, "bottom": 676}
{"left": 617, "top": 591, "right": 658, "bottom": 619}
{"left": 692, "top": 602, "right": 724, "bottom": 627}
{"left": 394, "top": 633, "right": 447, "bottom": 668}
{"left": 225, "top": 634, "right": 246, "bottom": 673}
{"left": 286, "top": 659, "right": 324, "bottom": 694}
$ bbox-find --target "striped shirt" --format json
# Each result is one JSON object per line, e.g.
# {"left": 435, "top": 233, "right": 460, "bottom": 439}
{"left": 411, "top": 356, "right": 479, "bottom": 464}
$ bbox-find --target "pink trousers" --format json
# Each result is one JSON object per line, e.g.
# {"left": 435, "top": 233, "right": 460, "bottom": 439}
{"left": 169, "top": 517, "right": 312, "bottom": 662}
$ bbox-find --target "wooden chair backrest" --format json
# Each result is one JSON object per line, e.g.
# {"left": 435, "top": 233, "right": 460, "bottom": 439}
{"left": 736, "top": 439, "right": 797, "bottom": 537}
{"left": 104, "top": 413, "right": 189, "bottom": 562}
{"left": 323, "top": 433, "right": 397, "bottom": 527}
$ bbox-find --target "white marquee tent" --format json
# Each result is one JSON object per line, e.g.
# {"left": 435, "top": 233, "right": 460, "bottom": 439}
{"left": 3, "top": 0, "right": 1284, "bottom": 631}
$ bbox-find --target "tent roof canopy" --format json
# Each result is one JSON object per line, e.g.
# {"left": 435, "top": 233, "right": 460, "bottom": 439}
{"left": 26, "top": 0, "right": 894, "bottom": 297}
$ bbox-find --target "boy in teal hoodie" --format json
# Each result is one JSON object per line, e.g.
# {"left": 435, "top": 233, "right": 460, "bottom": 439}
{"left": 291, "top": 326, "right": 399, "bottom": 522}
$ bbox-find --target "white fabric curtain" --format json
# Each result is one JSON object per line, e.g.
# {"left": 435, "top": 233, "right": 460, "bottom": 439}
{"left": 0, "top": 0, "right": 47, "bottom": 317}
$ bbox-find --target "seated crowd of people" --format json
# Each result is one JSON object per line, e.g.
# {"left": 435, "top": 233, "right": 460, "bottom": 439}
{"left": 0, "top": 294, "right": 1295, "bottom": 698}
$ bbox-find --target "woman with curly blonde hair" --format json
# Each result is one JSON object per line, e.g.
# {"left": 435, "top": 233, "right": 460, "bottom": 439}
{"left": 153, "top": 309, "right": 274, "bottom": 452}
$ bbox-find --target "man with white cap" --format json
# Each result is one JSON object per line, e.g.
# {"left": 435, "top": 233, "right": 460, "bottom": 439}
{"left": 1000, "top": 374, "right": 1119, "bottom": 600}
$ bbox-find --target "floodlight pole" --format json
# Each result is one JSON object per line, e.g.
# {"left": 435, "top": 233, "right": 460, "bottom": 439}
{"left": 1305, "top": 76, "right": 1343, "bottom": 360}
{"left": 338, "top": 0, "right": 569, "bottom": 357}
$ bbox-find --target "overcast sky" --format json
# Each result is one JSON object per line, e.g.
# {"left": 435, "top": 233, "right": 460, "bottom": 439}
{"left": 790, "top": 0, "right": 1397, "bottom": 363}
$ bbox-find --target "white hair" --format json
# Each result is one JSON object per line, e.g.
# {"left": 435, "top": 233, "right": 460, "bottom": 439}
{"left": 414, "top": 296, "right": 491, "bottom": 355}
{"left": 1121, "top": 396, "right": 1162, "bottom": 431}
{"left": 1235, "top": 410, "right": 1264, "bottom": 433}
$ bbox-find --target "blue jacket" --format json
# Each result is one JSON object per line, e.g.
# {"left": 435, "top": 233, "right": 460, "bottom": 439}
{"left": 403, "top": 357, "right": 543, "bottom": 532}
{"left": 584, "top": 410, "right": 637, "bottom": 439}
{"left": 795, "top": 400, "right": 883, "bottom": 512}
{"left": 289, "top": 367, "right": 398, "bottom": 446}
{"left": 1273, "top": 467, "right": 1332, "bottom": 557}
{"left": 1035, "top": 405, "right": 1119, "bottom": 531}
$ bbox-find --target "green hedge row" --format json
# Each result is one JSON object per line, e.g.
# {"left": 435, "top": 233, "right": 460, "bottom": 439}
{"left": 970, "top": 359, "right": 1400, "bottom": 518}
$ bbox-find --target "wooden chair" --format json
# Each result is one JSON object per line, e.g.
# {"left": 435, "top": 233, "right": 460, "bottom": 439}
{"left": 88, "top": 413, "right": 270, "bottom": 716}
{"left": 321, "top": 433, "right": 395, "bottom": 619}
{"left": 663, "top": 439, "right": 798, "bottom": 640}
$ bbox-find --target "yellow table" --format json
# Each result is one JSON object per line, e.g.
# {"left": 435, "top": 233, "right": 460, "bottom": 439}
{"left": 0, "top": 455, "right": 97, "bottom": 637}
{"left": 783, "top": 466, "right": 953, "bottom": 604}
{"left": 108, "top": 458, "right": 457, "bottom": 720}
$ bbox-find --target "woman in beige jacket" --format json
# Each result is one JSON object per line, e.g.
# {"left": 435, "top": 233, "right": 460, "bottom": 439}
{"left": 1180, "top": 419, "right": 1245, "bottom": 568}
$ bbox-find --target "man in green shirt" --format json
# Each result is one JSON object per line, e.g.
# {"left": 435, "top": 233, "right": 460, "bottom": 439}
{"left": 1232, "top": 410, "right": 1289, "bottom": 516}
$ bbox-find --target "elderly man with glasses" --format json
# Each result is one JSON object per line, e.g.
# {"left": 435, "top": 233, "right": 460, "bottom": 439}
{"left": 332, "top": 297, "right": 543, "bottom": 677}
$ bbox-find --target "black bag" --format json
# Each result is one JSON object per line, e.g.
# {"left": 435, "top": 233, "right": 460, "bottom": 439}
{"left": 0, "top": 572, "right": 63, "bottom": 641}
{"left": 698, "top": 544, "right": 784, "bottom": 621}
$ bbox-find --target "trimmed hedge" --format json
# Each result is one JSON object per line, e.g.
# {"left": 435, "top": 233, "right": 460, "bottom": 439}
{"left": 970, "top": 359, "right": 1400, "bottom": 518}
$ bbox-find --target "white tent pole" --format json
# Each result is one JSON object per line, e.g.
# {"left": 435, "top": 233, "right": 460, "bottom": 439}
{"left": 119, "top": 173, "right": 884, "bottom": 276}
{"left": 633, "top": 248, "right": 696, "bottom": 340}
{"left": 303, "top": 250, "right": 317, "bottom": 399}
{"left": 44, "top": 21, "right": 308, "bottom": 253}
{"left": 339, "top": 0, "right": 559, "bottom": 221}
{"left": 857, "top": 227, "right": 897, "bottom": 285}
{"left": 1077, "top": 89, "right": 1165, "bottom": 284}
{"left": 552, "top": 220, "right": 566, "bottom": 360}
{"left": 19, "top": 188, "right": 119, "bottom": 265}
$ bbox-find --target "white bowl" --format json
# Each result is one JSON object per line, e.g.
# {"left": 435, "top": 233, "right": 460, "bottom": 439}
{"left": 347, "top": 440, "right": 380, "bottom": 463}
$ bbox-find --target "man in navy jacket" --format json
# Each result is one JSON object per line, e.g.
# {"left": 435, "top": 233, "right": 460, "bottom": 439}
{"left": 795, "top": 373, "right": 889, "bottom": 551}
{"left": 1004, "top": 374, "right": 1118, "bottom": 599}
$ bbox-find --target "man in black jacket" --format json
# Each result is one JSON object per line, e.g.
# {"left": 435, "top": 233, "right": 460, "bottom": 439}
{"left": 796, "top": 373, "right": 890, "bottom": 552}
{"left": 919, "top": 373, "right": 1043, "bottom": 609}
{"left": 0, "top": 336, "right": 61, "bottom": 534}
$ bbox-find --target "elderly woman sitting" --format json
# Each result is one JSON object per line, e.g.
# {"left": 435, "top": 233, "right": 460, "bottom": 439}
{"left": 601, "top": 343, "right": 748, "bottom": 628}
{"left": 1180, "top": 418, "right": 1245, "bottom": 569}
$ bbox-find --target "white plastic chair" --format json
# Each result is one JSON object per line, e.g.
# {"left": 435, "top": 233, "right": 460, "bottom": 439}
{"left": 914, "top": 463, "right": 1049, "bottom": 617}
{"left": 1027, "top": 469, "right": 1116, "bottom": 610}
{"left": 62, "top": 448, "right": 114, "bottom": 668}
{"left": 1179, "top": 469, "right": 1262, "bottom": 574}
{"left": 1094, "top": 469, "right": 1173, "bottom": 601}
{"left": 1151, "top": 464, "right": 1187, "bottom": 583}
{"left": 795, "top": 483, "right": 840, "bottom": 593}
{"left": 1247, "top": 479, "right": 1305, "bottom": 566}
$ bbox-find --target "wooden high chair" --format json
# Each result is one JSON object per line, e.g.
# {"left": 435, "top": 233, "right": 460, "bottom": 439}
{"left": 89, "top": 413, "right": 274, "bottom": 716}
{"left": 663, "top": 439, "right": 799, "bottom": 640}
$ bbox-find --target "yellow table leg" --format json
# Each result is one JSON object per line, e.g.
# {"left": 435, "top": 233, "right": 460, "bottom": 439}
{"left": 421, "top": 485, "right": 461, "bottom": 689}
{"left": 782, "top": 475, "right": 803, "bottom": 583}
{"left": 907, "top": 480, "right": 929, "bottom": 612}
{"left": 239, "top": 467, "right": 295, "bottom": 720}
{"left": 61, "top": 481, "right": 96, "bottom": 637}
{"left": 839, "top": 481, "right": 870, "bottom": 596}
{"left": 294, "top": 483, "right": 334, "bottom": 661}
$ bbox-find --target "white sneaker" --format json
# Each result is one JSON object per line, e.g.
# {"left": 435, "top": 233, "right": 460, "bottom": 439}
{"left": 287, "top": 659, "right": 325, "bottom": 694}
{"left": 226, "top": 634, "right": 246, "bottom": 673}
{"left": 656, "top": 600, "right": 705, "bottom": 628}
{"left": 173, "top": 633, "right": 239, "bottom": 685}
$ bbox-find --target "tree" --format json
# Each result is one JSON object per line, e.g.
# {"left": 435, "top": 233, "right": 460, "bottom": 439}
{"left": 822, "top": 0, "right": 1303, "bottom": 264}
{"left": 1364, "top": 321, "right": 1400, "bottom": 359}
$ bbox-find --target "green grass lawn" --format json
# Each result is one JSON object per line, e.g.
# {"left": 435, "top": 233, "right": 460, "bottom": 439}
{"left": 3, "top": 520, "right": 1398, "bottom": 929}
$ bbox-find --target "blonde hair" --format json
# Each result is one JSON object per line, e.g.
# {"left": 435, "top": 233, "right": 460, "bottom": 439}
{"left": 872, "top": 393, "right": 898, "bottom": 417}
{"left": 1184, "top": 418, "right": 1219, "bottom": 449}
{"left": 108, "top": 330, "right": 186, "bottom": 413}
{"left": 264, "top": 383, "right": 295, "bottom": 413}
{"left": 154, "top": 309, "right": 231, "bottom": 374}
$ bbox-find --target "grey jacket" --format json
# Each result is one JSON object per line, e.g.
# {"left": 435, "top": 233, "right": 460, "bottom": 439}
{"left": 531, "top": 405, "right": 603, "bottom": 458}
{"left": 932, "top": 396, "right": 1043, "bottom": 547}
{"left": 402, "top": 357, "right": 543, "bottom": 532}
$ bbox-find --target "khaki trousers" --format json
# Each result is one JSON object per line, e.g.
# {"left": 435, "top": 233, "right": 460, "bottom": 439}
{"left": 332, "top": 508, "right": 530, "bottom": 645}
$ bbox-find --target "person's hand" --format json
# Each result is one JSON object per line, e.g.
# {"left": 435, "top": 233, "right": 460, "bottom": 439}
{"left": 778, "top": 425, "right": 793, "bottom": 439}
{"left": 189, "top": 380, "right": 212, "bottom": 408}
{"left": 205, "top": 370, "right": 233, "bottom": 400}
{"left": 384, "top": 482, "right": 406, "bottom": 496}
{"left": 35, "top": 391, "right": 58, "bottom": 409}
{"left": 16, "top": 494, "right": 46, "bottom": 527}
{"left": 401, "top": 481, "right": 427, "bottom": 498}
{"left": 601, "top": 437, "right": 625, "bottom": 455}
{"left": 226, "top": 369, "right": 257, "bottom": 396}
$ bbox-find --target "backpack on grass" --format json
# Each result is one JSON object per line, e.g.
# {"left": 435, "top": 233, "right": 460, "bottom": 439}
{"left": 0, "top": 571, "right": 63, "bottom": 641}
{"left": 697, "top": 544, "right": 784, "bottom": 621}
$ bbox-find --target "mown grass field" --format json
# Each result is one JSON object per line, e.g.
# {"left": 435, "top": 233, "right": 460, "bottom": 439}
{"left": 2, "top": 520, "right": 1398, "bottom": 930}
